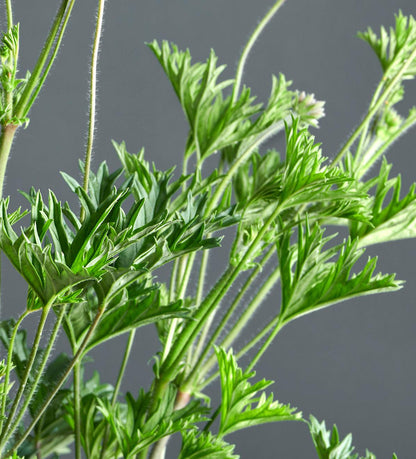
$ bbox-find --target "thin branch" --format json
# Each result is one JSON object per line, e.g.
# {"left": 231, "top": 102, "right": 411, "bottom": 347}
{"left": 82, "top": 0, "right": 107, "bottom": 202}
{"left": 232, "top": 0, "right": 286, "bottom": 103}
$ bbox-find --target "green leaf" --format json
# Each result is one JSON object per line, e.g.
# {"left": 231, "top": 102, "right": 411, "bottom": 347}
{"left": 358, "top": 11, "right": 416, "bottom": 81}
{"left": 63, "top": 372, "right": 118, "bottom": 459}
{"left": 179, "top": 430, "right": 238, "bottom": 459}
{"left": 98, "top": 385, "right": 207, "bottom": 457}
{"left": 84, "top": 274, "right": 190, "bottom": 352}
{"left": 352, "top": 159, "right": 416, "bottom": 247}
{"left": 216, "top": 347, "right": 301, "bottom": 437}
{"left": 280, "top": 120, "right": 367, "bottom": 212}
{"left": 309, "top": 415, "right": 392, "bottom": 459}
{"left": 278, "top": 221, "right": 401, "bottom": 325}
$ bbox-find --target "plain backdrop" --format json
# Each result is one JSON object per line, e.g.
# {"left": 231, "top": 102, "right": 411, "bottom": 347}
{"left": 2, "top": 1, "right": 416, "bottom": 457}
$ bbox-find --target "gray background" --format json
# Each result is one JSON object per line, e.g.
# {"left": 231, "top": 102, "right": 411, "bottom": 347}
{"left": 2, "top": 1, "right": 416, "bottom": 457}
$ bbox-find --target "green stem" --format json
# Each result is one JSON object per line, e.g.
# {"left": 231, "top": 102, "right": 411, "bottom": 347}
{"left": 357, "top": 113, "right": 416, "bottom": 179}
{"left": 0, "top": 302, "right": 53, "bottom": 450}
{"left": 168, "top": 258, "right": 179, "bottom": 302}
{"left": 0, "top": 311, "right": 30, "bottom": 435}
{"left": 161, "top": 203, "right": 283, "bottom": 382}
{"left": 82, "top": 0, "right": 107, "bottom": 202}
{"left": 353, "top": 80, "right": 384, "bottom": 163}
{"left": 5, "top": 0, "right": 13, "bottom": 30}
{"left": 3, "top": 304, "right": 107, "bottom": 457}
{"left": 195, "top": 250, "right": 209, "bottom": 309}
{"left": 73, "top": 362, "right": 82, "bottom": 459}
{"left": 13, "top": 0, "right": 71, "bottom": 120}
{"left": 221, "top": 266, "right": 280, "bottom": 353}
{"left": 114, "top": 330, "right": 136, "bottom": 405}
{"left": 186, "top": 244, "right": 276, "bottom": 388}
{"left": 199, "top": 315, "right": 280, "bottom": 390}
{"left": 189, "top": 254, "right": 281, "bottom": 389}
{"left": 188, "top": 250, "right": 210, "bottom": 368}
{"left": 22, "top": 0, "right": 77, "bottom": 119}
{"left": 2, "top": 307, "right": 66, "bottom": 449}
{"left": 202, "top": 405, "right": 220, "bottom": 433}
{"left": 246, "top": 317, "right": 284, "bottom": 372}
{"left": 333, "top": 46, "right": 416, "bottom": 165}
{"left": 232, "top": 0, "right": 286, "bottom": 103}
{"left": 0, "top": 124, "right": 18, "bottom": 199}
{"left": 162, "top": 253, "right": 195, "bottom": 363}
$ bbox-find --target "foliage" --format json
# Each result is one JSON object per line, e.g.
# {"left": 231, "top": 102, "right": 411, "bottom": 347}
{"left": 0, "top": 2, "right": 414, "bottom": 459}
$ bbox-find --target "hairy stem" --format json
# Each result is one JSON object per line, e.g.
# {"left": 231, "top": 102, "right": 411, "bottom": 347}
{"left": 188, "top": 250, "right": 210, "bottom": 366}
{"left": 162, "top": 253, "right": 195, "bottom": 362}
{"left": 5, "top": 0, "right": 13, "bottom": 30}
{"left": 0, "top": 311, "right": 30, "bottom": 435}
{"left": 0, "top": 124, "right": 18, "bottom": 199}
{"left": 232, "top": 0, "right": 286, "bottom": 103}
{"left": 246, "top": 318, "right": 284, "bottom": 372}
{"left": 186, "top": 244, "right": 276, "bottom": 388}
{"left": 82, "top": 0, "right": 107, "bottom": 203}
{"left": 2, "top": 307, "right": 66, "bottom": 449}
{"left": 4, "top": 304, "right": 107, "bottom": 456}
{"left": 99, "top": 330, "right": 136, "bottom": 459}
{"left": 0, "top": 302, "right": 52, "bottom": 451}
{"left": 73, "top": 362, "right": 82, "bottom": 459}
{"left": 200, "top": 315, "right": 280, "bottom": 391}
{"left": 188, "top": 249, "right": 280, "bottom": 389}
{"left": 161, "top": 202, "right": 283, "bottom": 382}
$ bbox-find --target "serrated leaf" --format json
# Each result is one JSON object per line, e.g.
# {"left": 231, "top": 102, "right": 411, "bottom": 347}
{"left": 216, "top": 347, "right": 301, "bottom": 437}
{"left": 309, "top": 415, "right": 382, "bottom": 459}
{"left": 278, "top": 221, "right": 401, "bottom": 325}
{"left": 352, "top": 159, "right": 416, "bottom": 247}
{"left": 179, "top": 430, "right": 238, "bottom": 459}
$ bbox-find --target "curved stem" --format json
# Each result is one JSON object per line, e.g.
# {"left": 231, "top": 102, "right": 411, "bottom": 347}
{"left": 5, "top": 0, "right": 13, "bottom": 30}
{"left": 82, "top": 0, "right": 107, "bottom": 203}
{"left": 232, "top": 0, "right": 286, "bottom": 103}
{"left": 0, "top": 302, "right": 53, "bottom": 450}
{"left": 0, "top": 311, "right": 30, "bottom": 435}
{"left": 221, "top": 266, "right": 280, "bottom": 352}
{"left": 2, "top": 306, "right": 66, "bottom": 449}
